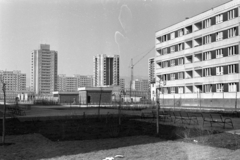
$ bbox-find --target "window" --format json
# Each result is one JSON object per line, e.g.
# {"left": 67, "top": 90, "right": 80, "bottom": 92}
{"left": 204, "top": 51, "right": 211, "bottom": 60}
{"left": 204, "top": 35, "right": 211, "bottom": 44}
{"left": 204, "top": 84, "right": 212, "bottom": 93}
{"left": 178, "top": 43, "right": 184, "bottom": 51}
{"left": 170, "top": 32, "right": 175, "bottom": 40}
{"left": 216, "top": 14, "right": 223, "bottom": 24}
{"left": 170, "top": 46, "right": 175, "bottom": 53}
{"left": 216, "top": 83, "right": 224, "bottom": 92}
{"left": 162, "top": 35, "right": 167, "bottom": 42}
{"left": 228, "top": 64, "right": 237, "bottom": 74}
{"left": 170, "top": 73, "right": 175, "bottom": 80}
{"left": 204, "top": 18, "right": 211, "bottom": 28}
{"left": 228, "top": 27, "right": 237, "bottom": 38}
{"left": 178, "top": 72, "right": 184, "bottom": 79}
{"left": 178, "top": 87, "right": 184, "bottom": 94}
{"left": 216, "top": 66, "right": 223, "bottom": 75}
{"left": 170, "top": 87, "right": 175, "bottom": 93}
{"left": 178, "top": 58, "right": 184, "bottom": 65}
{"left": 162, "top": 48, "right": 167, "bottom": 55}
{"left": 178, "top": 29, "right": 184, "bottom": 37}
{"left": 228, "top": 46, "right": 237, "bottom": 56}
{"left": 216, "top": 49, "right": 223, "bottom": 58}
{"left": 227, "top": 9, "right": 235, "bottom": 20}
{"left": 216, "top": 32, "right": 223, "bottom": 41}
{"left": 205, "top": 68, "right": 211, "bottom": 76}
{"left": 229, "top": 83, "right": 237, "bottom": 92}
{"left": 162, "top": 61, "right": 168, "bottom": 68}
{"left": 170, "top": 60, "right": 175, "bottom": 66}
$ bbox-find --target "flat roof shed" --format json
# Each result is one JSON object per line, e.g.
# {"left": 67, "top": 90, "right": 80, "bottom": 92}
{"left": 78, "top": 87, "right": 113, "bottom": 105}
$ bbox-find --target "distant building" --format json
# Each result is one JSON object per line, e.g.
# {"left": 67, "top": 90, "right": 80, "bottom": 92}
{"left": 0, "top": 70, "right": 26, "bottom": 91}
{"left": 93, "top": 54, "right": 119, "bottom": 87}
{"left": 30, "top": 44, "right": 58, "bottom": 95}
{"left": 148, "top": 57, "right": 155, "bottom": 85}
{"left": 119, "top": 78, "right": 125, "bottom": 90}
{"left": 57, "top": 74, "right": 93, "bottom": 92}
{"left": 74, "top": 75, "right": 93, "bottom": 88}
{"left": 131, "top": 79, "right": 149, "bottom": 92}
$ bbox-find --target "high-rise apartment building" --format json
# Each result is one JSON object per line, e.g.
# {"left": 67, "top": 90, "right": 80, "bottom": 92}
{"left": 30, "top": 44, "right": 58, "bottom": 95}
{"left": 155, "top": 1, "right": 240, "bottom": 97}
{"left": 93, "top": 54, "right": 119, "bottom": 87}
{"left": 0, "top": 70, "right": 26, "bottom": 91}
{"left": 148, "top": 57, "right": 155, "bottom": 84}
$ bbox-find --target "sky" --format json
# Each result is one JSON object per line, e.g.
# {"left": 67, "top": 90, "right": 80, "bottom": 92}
{"left": 0, "top": 0, "right": 230, "bottom": 84}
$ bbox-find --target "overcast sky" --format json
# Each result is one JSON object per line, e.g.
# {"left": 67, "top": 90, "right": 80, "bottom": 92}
{"left": 0, "top": 0, "right": 230, "bottom": 83}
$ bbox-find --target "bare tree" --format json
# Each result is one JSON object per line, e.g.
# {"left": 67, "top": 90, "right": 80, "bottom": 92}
{"left": 0, "top": 74, "right": 7, "bottom": 145}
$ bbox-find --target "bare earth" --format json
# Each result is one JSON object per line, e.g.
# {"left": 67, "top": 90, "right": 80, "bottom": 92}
{"left": 1, "top": 134, "right": 240, "bottom": 160}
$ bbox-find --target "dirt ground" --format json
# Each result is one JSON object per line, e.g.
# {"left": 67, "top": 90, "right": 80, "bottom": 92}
{"left": 0, "top": 133, "right": 240, "bottom": 160}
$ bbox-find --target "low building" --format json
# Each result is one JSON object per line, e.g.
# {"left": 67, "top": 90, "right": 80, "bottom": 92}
{"left": 78, "top": 87, "right": 113, "bottom": 104}
{"left": 52, "top": 91, "right": 79, "bottom": 104}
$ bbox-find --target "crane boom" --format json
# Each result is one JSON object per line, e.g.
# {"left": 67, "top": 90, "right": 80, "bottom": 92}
{"left": 129, "top": 46, "right": 155, "bottom": 102}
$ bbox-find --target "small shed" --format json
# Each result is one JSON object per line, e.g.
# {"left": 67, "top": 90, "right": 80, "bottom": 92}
{"left": 78, "top": 87, "right": 113, "bottom": 104}
{"left": 52, "top": 91, "right": 79, "bottom": 104}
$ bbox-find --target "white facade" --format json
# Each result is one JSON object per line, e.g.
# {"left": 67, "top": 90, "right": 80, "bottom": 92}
{"left": 57, "top": 74, "right": 93, "bottom": 92}
{"left": 132, "top": 79, "right": 149, "bottom": 92}
{"left": 155, "top": 1, "right": 240, "bottom": 99}
{"left": 0, "top": 70, "right": 26, "bottom": 91}
{"left": 93, "top": 54, "right": 120, "bottom": 87}
{"left": 30, "top": 44, "right": 58, "bottom": 95}
{"left": 74, "top": 75, "right": 93, "bottom": 88}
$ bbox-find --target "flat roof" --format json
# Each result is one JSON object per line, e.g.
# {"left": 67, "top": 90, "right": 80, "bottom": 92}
{"left": 52, "top": 91, "right": 79, "bottom": 95}
{"left": 78, "top": 87, "right": 113, "bottom": 91}
{"left": 155, "top": 0, "right": 233, "bottom": 34}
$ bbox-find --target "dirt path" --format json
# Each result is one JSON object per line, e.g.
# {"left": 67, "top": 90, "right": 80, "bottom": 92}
{"left": 1, "top": 134, "right": 240, "bottom": 160}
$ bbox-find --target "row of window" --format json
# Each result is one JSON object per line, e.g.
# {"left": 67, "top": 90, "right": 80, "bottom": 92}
{"left": 157, "top": 7, "right": 238, "bottom": 43}
{"left": 158, "top": 82, "right": 239, "bottom": 94}
{"left": 158, "top": 27, "right": 238, "bottom": 55}
{"left": 160, "top": 64, "right": 239, "bottom": 81}
{"left": 159, "top": 45, "right": 239, "bottom": 68}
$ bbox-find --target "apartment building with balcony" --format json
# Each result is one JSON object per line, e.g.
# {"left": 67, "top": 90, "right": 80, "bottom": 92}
{"left": 93, "top": 54, "right": 120, "bottom": 87}
{"left": 31, "top": 44, "right": 58, "bottom": 95}
{"left": 155, "top": 1, "right": 240, "bottom": 107}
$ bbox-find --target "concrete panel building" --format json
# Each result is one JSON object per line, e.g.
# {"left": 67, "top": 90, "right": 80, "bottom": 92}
{"left": 93, "top": 54, "right": 119, "bottom": 87}
{"left": 0, "top": 70, "right": 26, "bottom": 91}
{"left": 154, "top": 1, "right": 240, "bottom": 108}
{"left": 120, "top": 78, "right": 125, "bottom": 90}
{"left": 148, "top": 57, "right": 155, "bottom": 84}
{"left": 74, "top": 75, "right": 93, "bottom": 88}
{"left": 57, "top": 74, "right": 93, "bottom": 92}
{"left": 131, "top": 79, "right": 149, "bottom": 92}
{"left": 30, "top": 44, "right": 58, "bottom": 95}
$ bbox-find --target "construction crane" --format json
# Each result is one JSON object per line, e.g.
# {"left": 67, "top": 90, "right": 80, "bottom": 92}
{"left": 129, "top": 46, "right": 155, "bottom": 101}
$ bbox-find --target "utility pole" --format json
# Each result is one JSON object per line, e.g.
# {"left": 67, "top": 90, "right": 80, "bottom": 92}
{"left": 130, "top": 58, "right": 133, "bottom": 103}
{"left": 1, "top": 75, "right": 7, "bottom": 145}
{"left": 156, "top": 78, "right": 165, "bottom": 134}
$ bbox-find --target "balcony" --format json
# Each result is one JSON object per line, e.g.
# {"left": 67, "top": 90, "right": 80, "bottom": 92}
{"left": 155, "top": 17, "right": 240, "bottom": 49}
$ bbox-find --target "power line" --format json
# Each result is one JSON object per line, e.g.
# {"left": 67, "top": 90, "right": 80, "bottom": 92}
{"left": 133, "top": 46, "right": 155, "bottom": 66}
